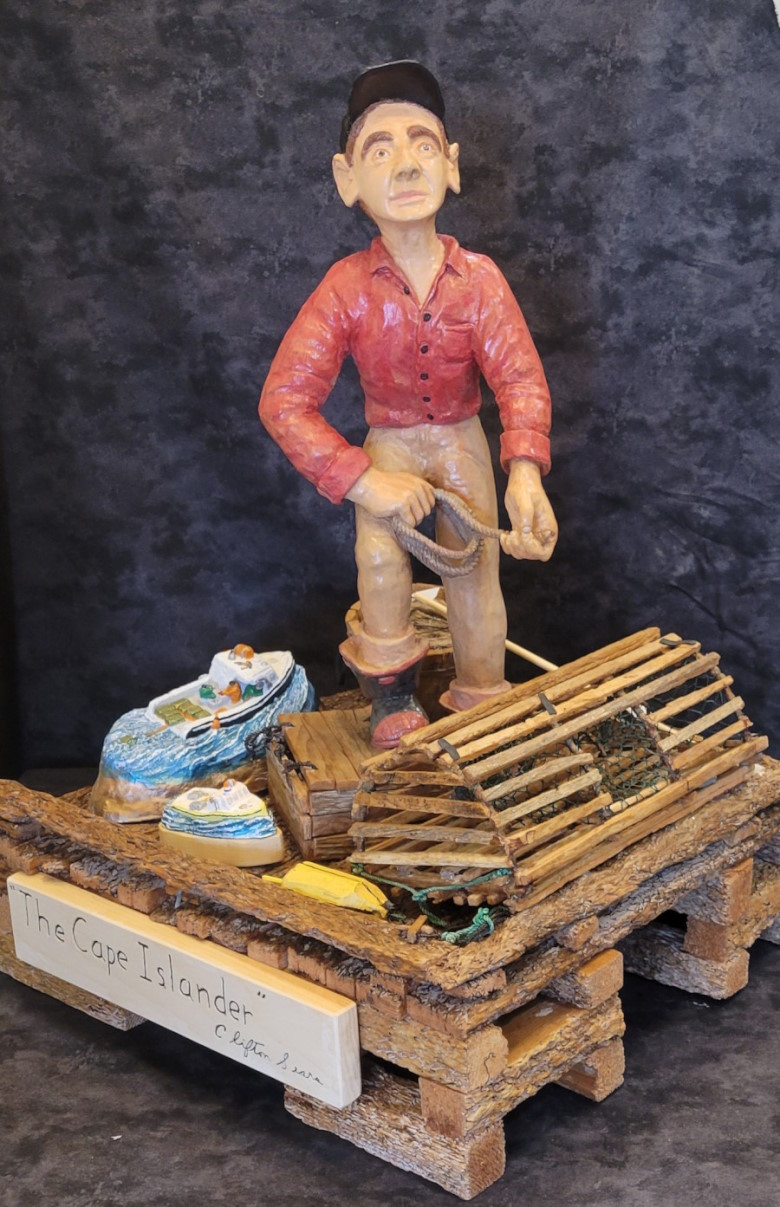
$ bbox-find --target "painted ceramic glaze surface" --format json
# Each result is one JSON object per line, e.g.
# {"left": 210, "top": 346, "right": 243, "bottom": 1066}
{"left": 97, "top": 664, "right": 314, "bottom": 788}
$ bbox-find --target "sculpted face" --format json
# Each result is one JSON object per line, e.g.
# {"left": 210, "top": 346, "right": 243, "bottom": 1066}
{"left": 333, "top": 101, "right": 460, "bottom": 227}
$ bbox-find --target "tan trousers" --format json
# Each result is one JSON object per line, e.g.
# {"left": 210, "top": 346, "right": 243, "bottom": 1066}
{"left": 353, "top": 416, "right": 508, "bottom": 694}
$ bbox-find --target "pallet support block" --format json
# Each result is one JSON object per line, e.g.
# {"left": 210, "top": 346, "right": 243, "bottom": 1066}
{"left": 286, "top": 977, "right": 625, "bottom": 1198}
{"left": 621, "top": 855, "right": 780, "bottom": 998}
{"left": 286, "top": 1062, "right": 506, "bottom": 1201}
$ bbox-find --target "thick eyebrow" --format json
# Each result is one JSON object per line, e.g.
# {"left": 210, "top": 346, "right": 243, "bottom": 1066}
{"left": 360, "top": 130, "right": 393, "bottom": 159}
{"left": 360, "top": 124, "right": 444, "bottom": 160}
{"left": 406, "top": 124, "right": 442, "bottom": 150}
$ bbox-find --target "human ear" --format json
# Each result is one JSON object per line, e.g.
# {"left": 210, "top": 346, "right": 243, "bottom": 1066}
{"left": 446, "top": 142, "right": 461, "bottom": 195}
{"left": 332, "top": 153, "right": 360, "bottom": 207}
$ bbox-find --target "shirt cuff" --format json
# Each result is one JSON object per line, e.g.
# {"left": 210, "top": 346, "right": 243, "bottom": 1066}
{"left": 316, "top": 446, "right": 373, "bottom": 505}
{"left": 500, "top": 430, "right": 551, "bottom": 476}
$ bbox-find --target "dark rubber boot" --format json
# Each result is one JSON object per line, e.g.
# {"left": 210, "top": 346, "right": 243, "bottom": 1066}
{"left": 340, "top": 649, "right": 428, "bottom": 749}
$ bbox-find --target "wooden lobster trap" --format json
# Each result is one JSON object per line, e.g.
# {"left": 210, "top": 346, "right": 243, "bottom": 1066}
{"left": 350, "top": 628, "right": 768, "bottom": 911}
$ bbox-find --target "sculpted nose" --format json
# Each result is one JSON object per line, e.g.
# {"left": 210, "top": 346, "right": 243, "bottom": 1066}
{"left": 395, "top": 159, "right": 421, "bottom": 181}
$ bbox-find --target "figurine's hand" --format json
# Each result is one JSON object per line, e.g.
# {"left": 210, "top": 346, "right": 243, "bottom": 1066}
{"left": 501, "top": 459, "right": 558, "bottom": 561}
{"left": 346, "top": 467, "right": 436, "bottom": 527}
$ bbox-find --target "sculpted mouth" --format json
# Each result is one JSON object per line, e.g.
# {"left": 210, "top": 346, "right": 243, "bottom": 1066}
{"left": 392, "top": 191, "right": 428, "bottom": 201}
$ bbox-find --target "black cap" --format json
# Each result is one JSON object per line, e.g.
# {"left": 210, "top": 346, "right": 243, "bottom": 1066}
{"left": 340, "top": 60, "right": 446, "bottom": 153}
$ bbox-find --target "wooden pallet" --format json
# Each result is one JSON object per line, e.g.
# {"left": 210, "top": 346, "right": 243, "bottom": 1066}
{"left": 285, "top": 949, "right": 625, "bottom": 1199}
{"left": 351, "top": 628, "right": 767, "bottom": 909}
{"left": 1, "top": 759, "right": 779, "bottom": 1197}
{"left": 620, "top": 841, "right": 780, "bottom": 997}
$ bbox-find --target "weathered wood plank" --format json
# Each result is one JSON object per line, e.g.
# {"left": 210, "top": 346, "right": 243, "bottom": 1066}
{"left": 393, "top": 628, "right": 663, "bottom": 752}
{"left": 454, "top": 641, "right": 702, "bottom": 766}
{"left": 463, "top": 653, "right": 721, "bottom": 785}
{"left": 278, "top": 713, "right": 337, "bottom": 792}
{"left": 418, "top": 995, "right": 624, "bottom": 1137}
{"left": 285, "top": 1062, "right": 507, "bottom": 1199}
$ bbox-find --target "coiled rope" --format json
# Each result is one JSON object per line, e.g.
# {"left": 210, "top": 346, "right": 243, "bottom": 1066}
{"left": 391, "top": 489, "right": 507, "bottom": 578}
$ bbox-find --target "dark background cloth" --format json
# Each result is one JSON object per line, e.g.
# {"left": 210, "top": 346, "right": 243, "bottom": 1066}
{"left": 0, "top": 1, "right": 778, "bottom": 775}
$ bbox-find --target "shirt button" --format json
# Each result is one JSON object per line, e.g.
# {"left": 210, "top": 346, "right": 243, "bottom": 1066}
{"left": 423, "top": 312, "right": 432, "bottom": 321}
{"left": 421, "top": 344, "right": 428, "bottom": 353}
{"left": 420, "top": 372, "right": 429, "bottom": 380}
{"left": 422, "top": 396, "right": 431, "bottom": 402}
{"left": 403, "top": 286, "right": 411, "bottom": 295}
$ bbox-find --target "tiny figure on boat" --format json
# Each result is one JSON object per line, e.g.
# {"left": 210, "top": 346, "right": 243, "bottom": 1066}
{"left": 260, "top": 61, "right": 557, "bottom": 748}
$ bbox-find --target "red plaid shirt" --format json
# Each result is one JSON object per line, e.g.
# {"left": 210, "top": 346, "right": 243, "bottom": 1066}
{"left": 259, "top": 235, "right": 552, "bottom": 504}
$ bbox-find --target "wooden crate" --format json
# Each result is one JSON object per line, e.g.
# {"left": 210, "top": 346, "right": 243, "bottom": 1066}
{"left": 266, "top": 707, "right": 372, "bottom": 861}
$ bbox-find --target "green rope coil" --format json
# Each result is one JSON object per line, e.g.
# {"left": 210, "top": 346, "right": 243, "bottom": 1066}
{"left": 352, "top": 865, "right": 511, "bottom": 945}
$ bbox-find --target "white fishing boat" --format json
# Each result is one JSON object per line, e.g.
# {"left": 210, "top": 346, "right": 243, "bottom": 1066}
{"left": 145, "top": 645, "right": 295, "bottom": 739}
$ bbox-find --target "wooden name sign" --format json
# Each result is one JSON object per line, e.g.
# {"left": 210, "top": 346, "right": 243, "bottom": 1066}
{"left": 8, "top": 873, "right": 360, "bottom": 1108}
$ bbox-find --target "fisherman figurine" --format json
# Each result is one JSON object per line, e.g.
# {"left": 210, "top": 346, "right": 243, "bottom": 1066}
{"left": 260, "top": 61, "right": 557, "bottom": 748}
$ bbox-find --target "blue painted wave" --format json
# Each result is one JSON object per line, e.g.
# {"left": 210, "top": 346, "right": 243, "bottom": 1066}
{"left": 98, "top": 664, "right": 315, "bottom": 787}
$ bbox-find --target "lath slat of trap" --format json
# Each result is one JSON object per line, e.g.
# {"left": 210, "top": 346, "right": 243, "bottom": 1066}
{"left": 353, "top": 830, "right": 507, "bottom": 874}
{"left": 363, "top": 770, "right": 466, "bottom": 788}
{"left": 386, "top": 627, "right": 663, "bottom": 755}
{"left": 353, "top": 792, "right": 490, "bottom": 821}
{"left": 351, "top": 816, "right": 497, "bottom": 846}
{"left": 462, "top": 652, "right": 721, "bottom": 787}
{"left": 658, "top": 696, "right": 745, "bottom": 752}
{"left": 511, "top": 738, "right": 765, "bottom": 889}
{"left": 490, "top": 769, "right": 604, "bottom": 829}
{"left": 451, "top": 641, "right": 702, "bottom": 768}
{"left": 480, "top": 753, "right": 594, "bottom": 803}
{"left": 355, "top": 849, "right": 511, "bottom": 869}
{"left": 646, "top": 674, "right": 734, "bottom": 724}
{"left": 419, "top": 634, "right": 677, "bottom": 760}
{"left": 351, "top": 812, "right": 470, "bottom": 854}
{"left": 502, "top": 792, "right": 615, "bottom": 856}
{"left": 671, "top": 720, "right": 752, "bottom": 772}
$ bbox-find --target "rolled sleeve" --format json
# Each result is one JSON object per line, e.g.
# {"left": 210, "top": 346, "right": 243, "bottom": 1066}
{"left": 315, "top": 445, "right": 372, "bottom": 504}
{"left": 500, "top": 429, "right": 551, "bottom": 476}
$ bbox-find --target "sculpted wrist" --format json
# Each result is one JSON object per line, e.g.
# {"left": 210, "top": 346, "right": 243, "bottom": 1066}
{"left": 345, "top": 465, "right": 377, "bottom": 505}
{"left": 508, "top": 457, "right": 542, "bottom": 483}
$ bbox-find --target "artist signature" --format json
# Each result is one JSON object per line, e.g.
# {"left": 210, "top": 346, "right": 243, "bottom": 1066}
{"left": 214, "top": 1026, "right": 322, "bottom": 1084}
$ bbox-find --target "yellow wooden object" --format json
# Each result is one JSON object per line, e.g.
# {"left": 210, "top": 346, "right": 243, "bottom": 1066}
{"left": 264, "top": 861, "right": 390, "bottom": 918}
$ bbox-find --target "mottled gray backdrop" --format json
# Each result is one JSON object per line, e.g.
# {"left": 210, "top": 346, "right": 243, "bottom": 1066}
{"left": 1, "top": 0, "right": 778, "bottom": 774}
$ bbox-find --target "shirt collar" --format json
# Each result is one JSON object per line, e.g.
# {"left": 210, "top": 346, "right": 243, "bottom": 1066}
{"left": 368, "top": 233, "right": 465, "bottom": 280}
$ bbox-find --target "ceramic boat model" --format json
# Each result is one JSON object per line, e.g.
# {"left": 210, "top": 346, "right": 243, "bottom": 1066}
{"left": 146, "top": 646, "right": 296, "bottom": 738}
{"left": 159, "top": 778, "right": 286, "bottom": 866}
